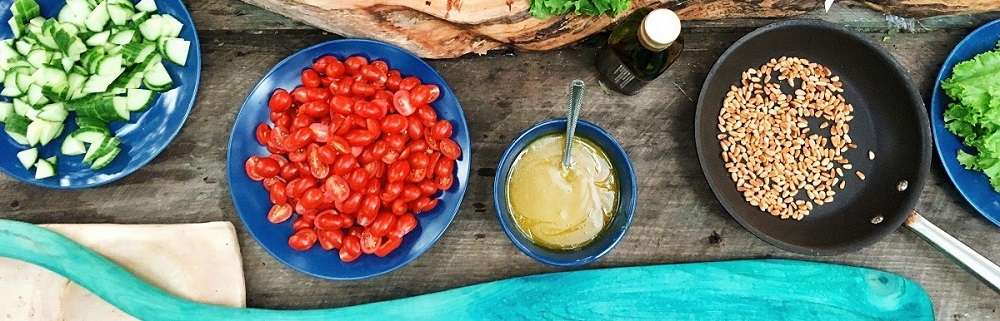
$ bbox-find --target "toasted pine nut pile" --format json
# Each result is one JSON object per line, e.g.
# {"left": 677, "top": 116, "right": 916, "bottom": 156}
{"left": 718, "top": 57, "right": 861, "bottom": 220}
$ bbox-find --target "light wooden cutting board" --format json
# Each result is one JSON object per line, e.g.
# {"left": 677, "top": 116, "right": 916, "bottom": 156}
{"left": 0, "top": 222, "right": 246, "bottom": 321}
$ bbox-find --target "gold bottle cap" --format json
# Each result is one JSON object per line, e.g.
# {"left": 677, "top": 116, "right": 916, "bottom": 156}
{"left": 639, "top": 9, "right": 681, "bottom": 51}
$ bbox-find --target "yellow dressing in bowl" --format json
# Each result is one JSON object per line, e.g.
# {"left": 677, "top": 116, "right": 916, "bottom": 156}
{"left": 505, "top": 134, "right": 619, "bottom": 250}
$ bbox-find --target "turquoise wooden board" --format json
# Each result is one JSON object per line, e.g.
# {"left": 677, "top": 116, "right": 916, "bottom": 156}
{"left": 0, "top": 219, "right": 933, "bottom": 320}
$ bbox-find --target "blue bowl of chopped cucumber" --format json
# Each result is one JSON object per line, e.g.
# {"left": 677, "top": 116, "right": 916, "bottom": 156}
{"left": 931, "top": 18, "right": 1000, "bottom": 228}
{"left": 0, "top": 0, "right": 198, "bottom": 188}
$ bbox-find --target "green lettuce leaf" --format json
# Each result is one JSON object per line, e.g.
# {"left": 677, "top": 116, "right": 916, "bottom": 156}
{"left": 944, "top": 41, "right": 1000, "bottom": 192}
{"left": 530, "top": 0, "right": 632, "bottom": 18}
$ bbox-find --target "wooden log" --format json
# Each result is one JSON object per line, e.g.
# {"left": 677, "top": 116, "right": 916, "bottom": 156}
{"left": 239, "top": 0, "right": 998, "bottom": 58}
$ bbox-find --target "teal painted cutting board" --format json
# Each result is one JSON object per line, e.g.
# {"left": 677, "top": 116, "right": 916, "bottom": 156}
{"left": 0, "top": 219, "right": 933, "bottom": 320}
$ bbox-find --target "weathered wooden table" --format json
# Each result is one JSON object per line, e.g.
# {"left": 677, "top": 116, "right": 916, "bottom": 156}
{"left": 2, "top": 1, "right": 999, "bottom": 319}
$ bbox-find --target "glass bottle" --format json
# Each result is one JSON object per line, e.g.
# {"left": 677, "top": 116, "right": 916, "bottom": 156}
{"left": 596, "top": 8, "right": 684, "bottom": 96}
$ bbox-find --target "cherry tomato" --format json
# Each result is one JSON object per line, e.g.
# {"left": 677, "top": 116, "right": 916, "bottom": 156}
{"left": 359, "top": 230, "right": 379, "bottom": 254}
{"left": 307, "top": 145, "right": 329, "bottom": 179}
{"left": 387, "top": 160, "right": 410, "bottom": 183}
{"left": 391, "top": 199, "right": 407, "bottom": 215}
{"left": 280, "top": 162, "right": 300, "bottom": 180}
{"left": 369, "top": 212, "right": 396, "bottom": 237}
{"left": 288, "top": 127, "right": 314, "bottom": 150}
{"left": 302, "top": 69, "right": 321, "bottom": 88}
{"left": 263, "top": 176, "right": 284, "bottom": 191}
{"left": 256, "top": 123, "right": 271, "bottom": 145}
{"left": 361, "top": 99, "right": 388, "bottom": 119}
{"left": 291, "top": 113, "right": 312, "bottom": 130}
{"left": 424, "top": 85, "right": 440, "bottom": 103}
{"left": 412, "top": 197, "right": 431, "bottom": 213}
{"left": 371, "top": 60, "right": 389, "bottom": 74}
{"left": 254, "top": 157, "right": 280, "bottom": 178}
{"left": 401, "top": 184, "right": 421, "bottom": 202}
{"left": 357, "top": 200, "right": 378, "bottom": 227}
{"left": 302, "top": 101, "right": 329, "bottom": 118}
{"left": 392, "top": 90, "right": 416, "bottom": 116}
{"left": 421, "top": 199, "right": 439, "bottom": 212}
{"left": 430, "top": 120, "right": 452, "bottom": 139}
{"left": 364, "top": 161, "right": 385, "bottom": 181}
{"left": 436, "top": 159, "right": 454, "bottom": 178}
{"left": 391, "top": 213, "right": 418, "bottom": 237}
{"left": 330, "top": 95, "right": 354, "bottom": 115}
{"left": 267, "top": 203, "right": 293, "bottom": 224}
{"left": 333, "top": 154, "right": 358, "bottom": 176}
{"left": 386, "top": 70, "right": 402, "bottom": 91}
{"left": 406, "top": 117, "right": 424, "bottom": 140}
{"left": 269, "top": 89, "right": 292, "bottom": 112}
{"left": 436, "top": 175, "right": 454, "bottom": 190}
{"left": 314, "top": 210, "right": 343, "bottom": 230}
{"left": 323, "top": 175, "right": 350, "bottom": 203}
{"left": 245, "top": 156, "right": 265, "bottom": 181}
{"left": 292, "top": 216, "right": 313, "bottom": 230}
{"left": 288, "top": 228, "right": 318, "bottom": 251}
{"left": 379, "top": 115, "right": 406, "bottom": 134}
{"left": 340, "top": 235, "right": 362, "bottom": 262}
{"left": 291, "top": 87, "right": 311, "bottom": 104}
{"left": 308, "top": 87, "right": 331, "bottom": 102}
{"left": 312, "top": 55, "right": 333, "bottom": 72}
{"left": 419, "top": 180, "right": 437, "bottom": 196}
{"left": 333, "top": 77, "right": 353, "bottom": 96}
{"left": 344, "top": 56, "right": 368, "bottom": 74}
{"left": 336, "top": 193, "right": 362, "bottom": 214}
{"left": 399, "top": 76, "right": 420, "bottom": 91}
{"left": 325, "top": 59, "right": 346, "bottom": 77}
{"left": 351, "top": 80, "right": 375, "bottom": 97}
{"left": 300, "top": 188, "right": 324, "bottom": 209}
{"left": 411, "top": 84, "right": 432, "bottom": 106}
{"left": 381, "top": 181, "right": 403, "bottom": 202}
{"left": 270, "top": 181, "right": 288, "bottom": 204}
{"left": 346, "top": 129, "right": 376, "bottom": 146}
{"left": 286, "top": 177, "right": 316, "bottom": 199}
{"left": 374, "top": 235, "right": 402, "bottom": 257}
{"left": 360, "top": 64, "right": 385, "bottom": 82}
{"left": 348, "top": 167, "right": 369, "bottom": 192}
{"left": 317, "top": 228, "right": 343, "bottom": 251}
{"left": 440, "top": 139, "right": 461, "bottom": 160}
{"left": 416, "top": 105, "right": 437, "bottom": 124}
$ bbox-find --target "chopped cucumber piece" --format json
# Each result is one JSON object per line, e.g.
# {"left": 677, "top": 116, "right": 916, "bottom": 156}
{"left": 0, "top": 102, "right": 12, "bottom": 120}
{"left": 109, "top": 29, "right": 134, "bottom": 45}
{"left": 12, "top": 98, "right": 31, "bottom": 116}
{"left": 16, "top": 147, "right": 37, "bottom": 169}
{"left": 107, "top": 2, "right": 133, "bottom": 26}
{"left": 60, "top": 134, "right": 86, "bottom": 155}
{"left": 84, "top": 0, "right": 109, "bottom": 32}
{"left": 158, "top": 14, "right": 182, "bottom": 38}
{"left": 25, "top": 49, "right": 49, "bottom": 68}
{"left": 135, "top": 0, "right": 157, "bottom": 12}
{"left": 89, "top": 144, "right": 119, "bottom": 169}
{"left": 33, "top": 157, "right": 54, "bottom": 178}
{"left": 137, "top": 14, "right": 161, "bottom": 40}
{"left": 111, "top": 96, "right": 129, "bottom": 120}
{"left": 162, "top": 37, "right": 189, "bottom": 66}
{"left": 37, "top": 102, "right": 67, "bottom": 121}
{"left": 4, "top": 113, "right": 29, "bottom": 136}
{"left": 96, "top": 53, "right": 123, "bottom": 76}
{"left": 141, "top": 61, "right": 171, "bottom": 90}
{"left": 85, "top": 30, "right": 109, "bottom": 46}
{"left": 71, "top": 127, "right": 107, "bottom": 144}
{"left": 126, "top": 88, "right": 153, "bottom": 111}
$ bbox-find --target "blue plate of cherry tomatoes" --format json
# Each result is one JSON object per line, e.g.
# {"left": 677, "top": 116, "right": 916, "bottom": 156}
{"left": 0, "top": 0, "right": 200, "bottom": 188}
{"left": 227, "top": 39, "right": 471, "bottom": 280}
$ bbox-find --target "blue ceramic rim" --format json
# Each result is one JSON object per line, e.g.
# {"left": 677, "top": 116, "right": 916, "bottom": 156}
{"left": 0, "top": 0, "right": 202, "bottom": 189}
{"left": 492, "top": 118, "right": 638, "bottom": 267}
{"left": 930, "top": 18, "right": 1000, "bottom": 228}
{"left": 226, "top": 38, "right": 471, "bottom": 280}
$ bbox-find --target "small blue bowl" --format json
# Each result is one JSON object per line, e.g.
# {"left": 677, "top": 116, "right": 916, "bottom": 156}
{"left": 493, "top": 119, "right": 637, "bottom": 267}
{"left": 0, "top": 0, "right": 201, "bottom": 188}
{"left": 227, "top": 39, "right": 471, "bottom": 280}
{"left": 930, "top": 18, "right": 1000, "bottom": 228}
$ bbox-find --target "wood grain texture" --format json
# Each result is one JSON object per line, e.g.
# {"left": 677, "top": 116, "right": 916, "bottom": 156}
{"left": 0, "top": 219, "right": 935, "bottom": 321}
{"left": 1, "top": 1, "right": 999, "bottom": 320}
{"left": 231, "top": 0, "right": 1000, "bottom": 57}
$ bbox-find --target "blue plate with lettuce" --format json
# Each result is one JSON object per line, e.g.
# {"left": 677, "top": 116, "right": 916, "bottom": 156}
{"left": 932, "top": 18, "right": 1000, "bottom": 228}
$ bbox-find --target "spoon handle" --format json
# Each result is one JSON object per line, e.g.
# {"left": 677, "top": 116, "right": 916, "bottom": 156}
{"left": 563, "top": 80, "right": 585, "bottom": 168}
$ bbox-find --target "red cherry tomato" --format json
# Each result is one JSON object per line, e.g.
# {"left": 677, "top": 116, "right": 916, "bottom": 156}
{"left": 374, "top": 235, "right": 402, "bottom": 257}
{"left": 436, "top": 159, "right": 454, "bottom": 178}
{"left": 393, "top": 90, "right": 416, "bottom": 116}
{"left": 406, "top": 117, "right": 424, "bottom": 140}
{"left": 387, "top": 161, "right": 410, "bottom": 183}
{"left": 381, "top": 181, "right": 403, "bottom": 202}
{"left": 391, "top": 199, "right": 407, "bottom": 215}
{"left": 333, "top": 154, "right": 358, "bottom": 176}
{"left": 245, "top": 156, "right": 265, "bottom": 181}
{"left": 289, "top": 127, "right": 314, "bottom": 150}
{"left": 401, "top": 184, "right": 421, "bottom": 202}
{"left": 369, "top": 212, "right": 396, "bottom": 237}
{"left": 339, "top": 235, "right": 361, "bottom": 262}
{"left": 399, "top": 76, "right": 420, "bottom": 91}
{"left": 430, "top": 120, "right": 452, "bottom": 139}
{"left": 357, "top": 195, "right": 380, "bottom": 226}
{"left": 301, "top": 69, "right": 321, "bottom": 88}
{"left": 419, "top": 180, "right": 437, "bottom": 196}
{"left": 411, "top": 85, "right": 431, "bottom": 106}
{"left": 323, "top": 175, "right": 351, "bottom": 203}
{"left": 307, "top": 145, "right": 330, "bottom": 179}
{"left": 330, "top": 95, "right": 354, "bottom": 115}
{"left": 359, "top": 230, "right": 379, "bottom": 254}
{"left": 291, "top": 87, "right": 311, "bottom": 104}
{"left": 351, "top": 80, "right": 375, "bottom": 97}
{"left": 348, "top": 167, "right": 369, "bottom": 191}
{"left": 267, "top": 203, "right": 293, "bottom": 224}
{"left": 439, "top": 139, "right": 461, "bottom": 160}
{"left": 325, "top": 60, "right": 346, "bottom": 77}
{"left": 436, "top": 175, "right": 454, "bottom": 190}
{"left": 299, "top": 188, "right": 324, "bottom": 209}
{"left": 254, "top": 157, "right": 280, "bottom": 178}
{"left": 269, "top": 182, "right": 288, "bottom": 205}
{"left": 391, "top": 213, "right": 418, "bottom": 237}
{"left": 286, "top": 177, "right": 316, "bottom": 199}
{"left": 269, "top": 89, "right": 292, "bottom": 112}
{"left": 302, "top": 101, "right": 329, "bottom": 118}
{"left": 317, "top": 228, "right": 343, "bottom": 250}
{"left": 256, "top": 123, "right": 271, "bottom": 145}
{"left": 314, "top": 210, "right": 343, "bottom": 230}
{"left": 424, "top": 85, "right": 440, "bottom": 103}
{"left": 346, "top": 129, "right": 376, "bottom": 146}
{"left": 336, "top": 193, "right": 362, "bottom": 214}
{"left": 288, "top": 228, "right": 317, "bottom": 251}
{"left": 386, "top": 70, "right": 402, "bottom": 91}
{"left": 344, "top": 56, "right": 368, "bottom": 74}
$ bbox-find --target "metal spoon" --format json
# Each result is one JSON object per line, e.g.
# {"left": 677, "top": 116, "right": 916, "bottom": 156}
{"left": 562, "top": 80, "right": 585, "bottom": 168}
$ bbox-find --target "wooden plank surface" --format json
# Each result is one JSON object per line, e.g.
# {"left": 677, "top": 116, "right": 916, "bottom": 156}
{"left": 1, "top": 0, "right": 999, "bottom": 320}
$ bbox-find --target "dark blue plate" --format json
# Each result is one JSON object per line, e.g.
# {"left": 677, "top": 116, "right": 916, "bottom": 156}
{"left": 227, "top": 39, "right": 471, "bottom": 280}
{"left": 0, "top": 0, "right": 200, "bottom": 189}
{"left": 931, "top": 18, "right": 1000, "bottom": 228}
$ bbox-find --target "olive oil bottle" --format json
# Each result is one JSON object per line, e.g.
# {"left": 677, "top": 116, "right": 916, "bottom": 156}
{"left": 596, "top": 8, "right": 683, "bottom": 95}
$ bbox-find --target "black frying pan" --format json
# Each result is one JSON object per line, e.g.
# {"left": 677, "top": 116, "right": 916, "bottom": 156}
{"left": 695, "top": 20, "right": 1000, "bottom": 290}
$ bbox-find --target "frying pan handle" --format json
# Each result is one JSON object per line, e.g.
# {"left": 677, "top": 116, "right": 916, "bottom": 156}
{"left": 906, "top": 211, "right": 1000, "bottom": 292}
